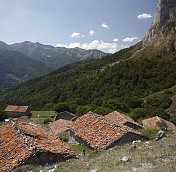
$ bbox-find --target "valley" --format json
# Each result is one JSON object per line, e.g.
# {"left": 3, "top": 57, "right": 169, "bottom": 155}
{"left": 0, "top": 0, "right": 176, "bottom": 171}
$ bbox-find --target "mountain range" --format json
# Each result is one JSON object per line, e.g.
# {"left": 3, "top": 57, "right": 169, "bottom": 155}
{"left": 0, "top": 0, "right": 176, "bottom": 123}
{"left": 0, "top": 41, "right": 107, "bottom": 91}
{"left": 0, "top": 41, "right": 107, "bottom": 68}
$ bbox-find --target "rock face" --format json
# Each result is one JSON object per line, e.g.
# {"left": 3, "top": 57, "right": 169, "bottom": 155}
{"left": 143, "top": 0, "right": 176, "bottom": 51}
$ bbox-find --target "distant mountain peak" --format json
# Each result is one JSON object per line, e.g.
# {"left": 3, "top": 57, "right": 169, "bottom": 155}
{"left": 143, "top": 0, "right": 176, "bottom": 51}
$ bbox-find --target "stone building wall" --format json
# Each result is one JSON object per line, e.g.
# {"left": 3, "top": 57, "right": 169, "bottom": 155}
{"left": 55, "top": 112, "right": 76, "bottom": 121}
{"left": 69, "top": 130, "right": 145, "bottom": 150}
{"left": 68, "top": 130, "right": 90, "bottom": 148}
{"left": 24, "top": 152, "right": 71, "bottom": 166}
{"left": 106, "top": 133, "right": 145, "bottom": 150}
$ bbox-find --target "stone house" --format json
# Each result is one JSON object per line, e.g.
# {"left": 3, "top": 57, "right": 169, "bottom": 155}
{"left": 105, "top": 111, "right": 142, "bottom": 130}
{"left": 142, "top": 116, "right": 176, "bottom": 130}
{"left": 69, "top": 112, "right": 145, "bottom": 150}
{"left": 54, "top": 111, "right": 77, "bottom": 121}
{"left": 4, "top": 105, "right": 32, "bottom": 118}
{"left": 0, "top": 119, "right": 75, "bottom": 172}
{"left": 49, "top": 119, "right": 73, "bottom": 135}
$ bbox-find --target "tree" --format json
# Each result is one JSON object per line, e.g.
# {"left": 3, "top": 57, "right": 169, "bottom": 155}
{"left": 0, "top": 110, "right": 7, "bottom": 122}
{"left": 54, "top": 102, "right": 70, "bottom": 113}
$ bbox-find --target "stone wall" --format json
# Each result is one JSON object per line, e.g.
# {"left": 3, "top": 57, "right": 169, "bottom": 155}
{"left": 68, "top": 130, "right": 90, "bottom": 148}
{"left": 106, "top": 133, "right": 145, "bottom": 150}
{"left": 23, "top": 152, "right": 71, "bottom": 166}
{"left": 55, "top": 112, "right": 76, "bottom": 121}
{"left": 69, "top": 130, "right": 145, "bottom": 150}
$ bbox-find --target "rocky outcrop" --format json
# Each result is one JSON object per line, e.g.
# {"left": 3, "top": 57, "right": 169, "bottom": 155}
{"left": 143, "top": 0, "right": 176, "bottom": 52}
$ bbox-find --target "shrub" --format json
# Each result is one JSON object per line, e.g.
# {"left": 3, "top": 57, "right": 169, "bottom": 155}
{"left": 129, "top": 108, "right": 169, "bottom": 121}
{"left": 139, "top": 128, "right": 159, "bottom": 140}
{"left": 156, "top": 120, "right": 168, "bottom": 130}
{"left": 164, "top": 90, "right": 173, "bottom": 94}
{"left": 41, "top": 118, "right": 53, "bottom": 124}
{"left": 170, "top": 113, "right": 176, "bottom": 125}
{"left": 94, "top": 106, "right": 112, "bottom": 116}
{"left": 54, "top": 102, "right": 70, "bottom": 113}
{"left": 0, "top": 110, "right": 7, "bottom": 122}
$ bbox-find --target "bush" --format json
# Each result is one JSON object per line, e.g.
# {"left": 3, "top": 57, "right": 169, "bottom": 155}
{"left": 129, "top": 108, "right": 169, "bottom": 121}
{"left": 129, "top": 108, "right": 149, "bottom": 121}
{"left": 0, "top": 110, "right": 7, "bottom": 122}
{"left": 54, "top": 102, "right": 70, "bottom": 113}
{"left": 170, "top": 113, "right": 176, "bottom": 125}
{"left": 164, "top": 90, "right": 173, "bottom": 94}
{"left": 41, "top": 118, "right": 53, "bottom": 124}
{"left": 139, "top": 128, "right": 159, "bottom": 140}
{"left": 103, "top": 99, "right": 130, "bottom": 113}
{"left": 94, "top": 106, "right": 112, "bottom": 116}
{"left": 156, "top": 120, "right": 168, "bottom": 130}
{"left": 75, "top": 104, "right": 97, "bottom": 117}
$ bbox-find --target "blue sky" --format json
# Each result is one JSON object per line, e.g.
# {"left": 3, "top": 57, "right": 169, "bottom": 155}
{"left": 0, "top": 0, "right": 158, "bottom": 53}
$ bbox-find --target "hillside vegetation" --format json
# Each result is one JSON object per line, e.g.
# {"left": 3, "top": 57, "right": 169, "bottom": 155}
{"left": 0, "top": 43, "right": 176, "bottom": 123}
{"left": 0, "top": 50, "right": 53, "bottom": 91}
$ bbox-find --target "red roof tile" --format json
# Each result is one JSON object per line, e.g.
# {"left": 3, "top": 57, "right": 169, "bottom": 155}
{"left": 69, "top": 112, "right": 143, "bottom": 150}
{"left": 142, "top": 116, "right": 176, "bottom": 130}
{"left": 5, "top": 105, "right": 29, "bottom": 113}
{"left": 0, "top": 119, "right": 74, "bottom": 172}
{"left": 49, "top": 119, "right": 73, "bottom": 135}
{"left": 105, "top": 111, "right": 142, "bottom": 129}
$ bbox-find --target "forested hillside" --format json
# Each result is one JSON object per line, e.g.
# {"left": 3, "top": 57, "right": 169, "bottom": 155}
{"left": 0, "top": 0, "right": 176, "bottom": 124}
{"left": 0, "top": 42, "right": 176, "bottom": 123}
{"left": 0, "top": 50, "right": 53, "bottom": 91}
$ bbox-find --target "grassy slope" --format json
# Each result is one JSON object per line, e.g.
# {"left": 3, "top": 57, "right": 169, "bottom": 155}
{"left": 14, "top": 133, "right": 176, "bottom": 172}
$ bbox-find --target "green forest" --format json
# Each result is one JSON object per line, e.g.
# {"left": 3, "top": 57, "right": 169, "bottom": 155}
{"left": 0, "top": 42, "right": 176, "bottom": 124}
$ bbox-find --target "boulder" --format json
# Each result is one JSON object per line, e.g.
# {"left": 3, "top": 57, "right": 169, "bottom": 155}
{"left": 153, "top": 130, "right": 165, "bottom": 141}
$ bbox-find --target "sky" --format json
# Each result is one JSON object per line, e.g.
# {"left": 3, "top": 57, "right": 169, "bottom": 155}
{"left": 0, "top": 0, "right": 158, "bottom": 53}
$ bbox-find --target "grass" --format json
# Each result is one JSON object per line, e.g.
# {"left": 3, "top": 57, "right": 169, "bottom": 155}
{"left": 14, "top": 132, "right": 176, "bottom": 172}
{"left": 31, "top": 111, "right": 57, "bottom": 118}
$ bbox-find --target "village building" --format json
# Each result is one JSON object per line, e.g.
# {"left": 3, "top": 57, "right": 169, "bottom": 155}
{"left": 0, "top": 119, "right": 75, "bottom": 172}
{"left": 68, "top": 112, "right": 145, "bottom": 150}
{"left": 142, "top": 116, "right": 176, "bottom": 130}
{"left": 54, "top": 111, "right": 77, "bottom": 121}
{"left": 105, "top": 111, "right": 142, "bottom": 130}
{"left": 49, "top": 119, "right": 73, "bottom": 135}
{"left": 4, "top": 105, "right": 32, "bottom": 118}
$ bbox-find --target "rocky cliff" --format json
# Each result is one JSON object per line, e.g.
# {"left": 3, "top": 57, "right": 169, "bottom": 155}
{"left": 143, "top": 0, "right": 176, "bottom": 52}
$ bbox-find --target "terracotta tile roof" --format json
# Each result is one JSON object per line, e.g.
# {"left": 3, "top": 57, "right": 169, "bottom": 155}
{"left": 0, "top": 119, "right": 74, "bottom": 172}
{"left": 105, "top": 111, "right": 142, "bottom": 129}
{"left": 142, "top": 116, "right": 176, "bottom": 130}
{"left": 49, "top": 119, "right": 73, "bottom": 135}
{"left": 5, "top": 105, "right": 29, "bottom": 113}
{"left": 69, "top": 112, "right": 143, "bottom": 150}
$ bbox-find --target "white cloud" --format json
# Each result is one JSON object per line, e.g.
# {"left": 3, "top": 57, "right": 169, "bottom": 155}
{"left": 101, "top": 23, "right": 110, "bottom": 29}
{"left": 113, "top": 38, "right": 118, "bottom": 42}
{"left": 56, "top": 40, "right": 117, "bottom": 52}
{"left": 137, "top": 13, "right": 152, "bottom": 20}
{"left": 56, "top": 43, "right": 81, "bottom": 48}
{"left": 109, "top": 49, "right": 117, "bottom": 53}
{"left": 120, "top": 45, "right": 129, "bottom": 49}
{"left": 89, "top": 30, "right": 95, "bottom": 36}
{"left": 71, "top": 32, "right": 80, "bottom": 38}
{"left": 122, "top": 37, "right": 138, "bottom": 42}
